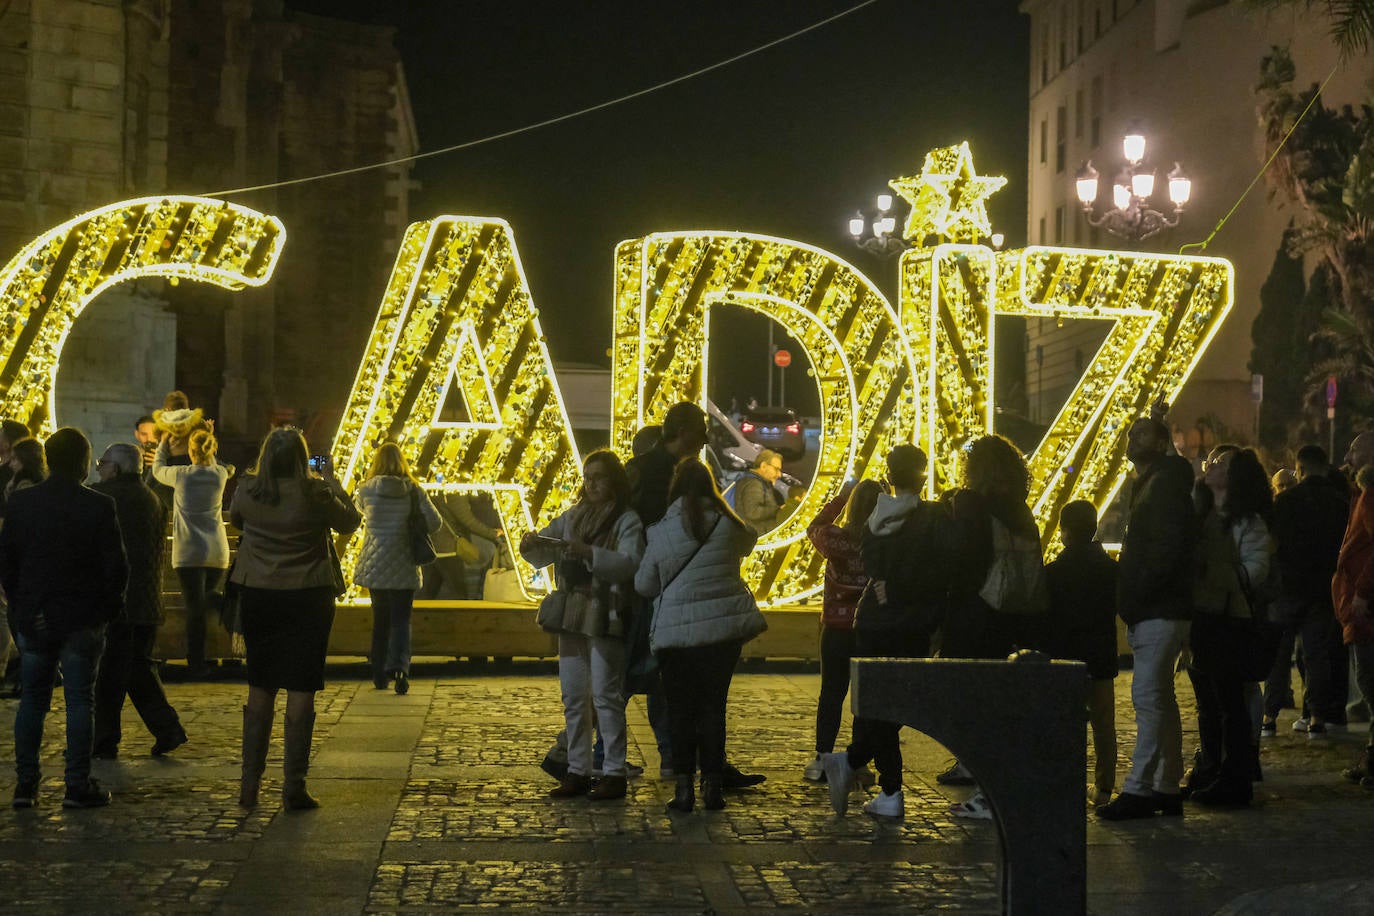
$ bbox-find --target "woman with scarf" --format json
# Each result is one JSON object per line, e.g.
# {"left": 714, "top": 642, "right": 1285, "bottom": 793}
{"left": 521, "top": 450, "right": 644, "bottom": 801}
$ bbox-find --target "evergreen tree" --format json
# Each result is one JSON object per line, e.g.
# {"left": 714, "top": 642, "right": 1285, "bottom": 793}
{"left": 1248, "top": 228, "right": 1309, "bottom": 450}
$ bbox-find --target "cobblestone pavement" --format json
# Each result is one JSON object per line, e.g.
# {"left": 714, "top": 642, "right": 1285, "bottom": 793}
{"left": 1, "top": 662, "right": 1372, "bottom": 913}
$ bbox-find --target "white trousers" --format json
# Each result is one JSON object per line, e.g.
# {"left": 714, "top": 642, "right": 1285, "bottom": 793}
{"left": 1123, "top": 618, "right": 1191, "bottom": 797}
{"left": 558, "top": 632, "right": 627, "bottom": 777}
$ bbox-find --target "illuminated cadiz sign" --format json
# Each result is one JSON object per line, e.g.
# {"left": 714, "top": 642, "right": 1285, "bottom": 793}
{"left": 0, "top": 197, "right": 284, "bottom": 434}
{"left": 0, "top": 142, "right": 1232, "bottom": 606}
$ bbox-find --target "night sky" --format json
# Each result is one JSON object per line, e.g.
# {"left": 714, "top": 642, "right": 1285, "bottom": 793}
{"left": 284, "top": 0, "right": 1029, "bottom": 414}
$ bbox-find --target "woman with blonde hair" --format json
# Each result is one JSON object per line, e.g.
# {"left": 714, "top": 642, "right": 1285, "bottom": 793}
{"left": 153, "top": 428, "right": 233, "bottom": 678}
{"left": 229, "top": 427, "right": 361, "bottom": 809}
{"left": 353, "top": 442, "right": 441, "bottom": 695}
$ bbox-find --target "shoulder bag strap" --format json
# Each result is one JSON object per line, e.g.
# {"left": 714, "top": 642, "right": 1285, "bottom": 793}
{"left": 660, "top": 517, "right": 722, "bottom": 594}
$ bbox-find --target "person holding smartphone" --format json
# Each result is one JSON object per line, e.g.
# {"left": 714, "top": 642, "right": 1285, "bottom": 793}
{"left": 229, "top": 427, "right": 361, "bottom": 810}
{"left": 521, "top": 449, "right": 644, "bottom": 802}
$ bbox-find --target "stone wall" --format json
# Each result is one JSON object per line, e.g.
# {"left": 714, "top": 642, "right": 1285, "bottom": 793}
{"left": 0, "top": 0, "right": 414, "bottom": 462}
{"left": 163, "top": 1, "right": 415, "bottom": 456}
{"left": 0, "top": 0, "right": 175, "bottom": 445}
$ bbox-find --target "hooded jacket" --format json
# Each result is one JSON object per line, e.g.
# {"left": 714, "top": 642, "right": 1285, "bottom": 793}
{"left": 636, "top": 498, "right": 766, "bottom": 651}
{"left": 353, "top": 476, "right": 443, "bottom": 591}
{"left": 854, "top": 492, "right": 953, "bottom": 634}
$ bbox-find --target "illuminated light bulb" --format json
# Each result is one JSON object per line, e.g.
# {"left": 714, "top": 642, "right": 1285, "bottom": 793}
{"left": 1168, "top": 162, "right": 1191, "bottom": 205}
{"left": 1122, "top": 131, "right": 1146, "bottom": 164}
{"left": 876, "top": 193, "right": 893, "bottom": 212}
{"left": 1074, "top": 161, "right": 1099, "bottom": 206}
{"left": 1112, "top": 184, "right": 1132, "bottom": 211}
{"left": 849, "top": 215, "right": 865, "bottom": 237}
{"left": 1131, "top": 171, "right": 1155, "bottom": 199}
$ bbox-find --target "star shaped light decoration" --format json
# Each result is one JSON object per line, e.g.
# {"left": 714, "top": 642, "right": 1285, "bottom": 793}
{"left": 890, "top": 141, "right": 1007, "bottom": 243}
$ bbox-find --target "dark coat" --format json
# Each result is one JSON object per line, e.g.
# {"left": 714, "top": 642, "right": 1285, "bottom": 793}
{"left": 1045, "top": 540, "right": 1119, "bottom": 678}
{"left": 92, "top": 473, "right": 168, "bottom": 626}
{"left": 626, "top": 442, "right": 679, "bottom": 526}
{"left": 856, "top": 495, "right": 954, "bottom": 636}
{"left": 1117, "top": 454, "right": 1197, "bottom": 626}
{"left": 1272, "top": 474, "right": 1348, "bottom": 607}
{"left": 0, "top": 477, "right": 129, "bottom": 638}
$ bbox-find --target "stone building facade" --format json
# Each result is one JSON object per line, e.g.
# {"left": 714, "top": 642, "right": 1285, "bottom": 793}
{"left": 0, "top": 0, "right": 415, "bottom": 460}
{"left": 1018, "top": 0, "right": 1372, "bottom": 455}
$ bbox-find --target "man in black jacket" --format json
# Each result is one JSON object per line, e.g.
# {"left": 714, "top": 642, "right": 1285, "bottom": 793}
{"left": 0, "top": 428, "right": 128, "bottom": 809}
{"left": 91, "top": 443, "right": 187, "bottom": 759}
{"left": 1098, "top": 417, "right": 1197, "bottom": 820}
{"left": 1265, "top": 444, "right": 1350, "bottom": 736}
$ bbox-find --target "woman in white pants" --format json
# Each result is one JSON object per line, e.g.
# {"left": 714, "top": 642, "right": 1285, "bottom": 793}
{"left": 521, "top": 450, "right": 644, "bottom": 801}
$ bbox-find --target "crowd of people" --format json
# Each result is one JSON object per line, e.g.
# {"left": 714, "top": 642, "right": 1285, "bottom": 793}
{"left": 3, "top": 394, "right": 1374, "bottom": 825}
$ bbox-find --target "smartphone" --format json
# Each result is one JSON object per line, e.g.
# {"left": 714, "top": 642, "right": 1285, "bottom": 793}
{"left": 536, "top": 535, "right": 567, "bottom": 547}
{"left": 309, "top": 454, "right": 329, "bottom": 473}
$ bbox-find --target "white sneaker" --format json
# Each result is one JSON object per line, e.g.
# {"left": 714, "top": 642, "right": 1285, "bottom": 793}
{"left": 863, "top": 789, "right": 904, "bottom": 818}
{"left": 1292, "top": 717, "right": 1311, "bottom": 733}
{"left": 819, "top": 752, "right": 855, "bottom": 814}
{"left": 803, "top": 756, "right": 825, "bottom": 782}
{"left": 949, "top": 791, "right": 993, "bottom": 820}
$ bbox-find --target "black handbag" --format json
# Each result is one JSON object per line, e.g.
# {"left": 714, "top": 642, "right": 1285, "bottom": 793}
{"left": 408, "top": 484, "right": 438, "bottom": 566}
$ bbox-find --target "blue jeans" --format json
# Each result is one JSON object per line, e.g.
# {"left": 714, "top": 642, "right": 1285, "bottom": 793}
{"left": 1122, "top": 618, "right": 1190, "bottom": 797}
{"left": 370, "top": 589, "right": 414, "bottom": 677}
{"left": 15, "top": 625, "right": 106, "bottom": 787}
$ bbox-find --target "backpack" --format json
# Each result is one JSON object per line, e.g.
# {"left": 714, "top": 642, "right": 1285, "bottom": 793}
{"left": 978, "top": 516, "right": 1049, "bottom": 615}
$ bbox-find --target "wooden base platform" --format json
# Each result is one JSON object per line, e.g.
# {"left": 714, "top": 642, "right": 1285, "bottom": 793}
{"left": 154, "top": 601, "right": 824, "bottom": 663}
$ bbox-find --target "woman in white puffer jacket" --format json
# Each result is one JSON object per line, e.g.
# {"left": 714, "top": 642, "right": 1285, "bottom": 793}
{"left": 353, "top": 443, "right": 441, "bottom": 695}
{"left": 636, "top": 457, "right": 767, "bottom": 814}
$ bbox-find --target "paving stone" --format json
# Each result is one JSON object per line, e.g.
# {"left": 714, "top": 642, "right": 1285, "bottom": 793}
{"left": 0, "top": 665, "right": 1367, "bottom": 912}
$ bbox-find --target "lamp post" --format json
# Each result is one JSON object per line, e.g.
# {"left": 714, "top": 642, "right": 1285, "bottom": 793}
{"left": 1074, "top": 127, "right": 1192, "bottom": 243}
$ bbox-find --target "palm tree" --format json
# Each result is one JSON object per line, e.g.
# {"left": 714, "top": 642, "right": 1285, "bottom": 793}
{"left": 1247, "top": 0, "right": 1374, "bottom": 57}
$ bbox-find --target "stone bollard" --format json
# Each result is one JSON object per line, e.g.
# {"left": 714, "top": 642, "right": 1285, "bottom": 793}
{"left": 852, "top": 657, "right": 1087, "bottom": 916}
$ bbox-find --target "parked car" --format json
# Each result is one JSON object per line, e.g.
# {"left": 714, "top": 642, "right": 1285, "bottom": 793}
{"left": 706, "top": 400, "right": 762, "bottom": 472}
{"left": 739, "top": 408, "right": 805, "bottom": 459}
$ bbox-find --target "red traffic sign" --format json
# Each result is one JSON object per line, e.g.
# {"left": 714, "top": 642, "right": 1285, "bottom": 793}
{"left": 774, "top": 348, "right": 792, "bottom": 368}
{"left": 1327, "top": 376, "right": 1338, "bottom": 408}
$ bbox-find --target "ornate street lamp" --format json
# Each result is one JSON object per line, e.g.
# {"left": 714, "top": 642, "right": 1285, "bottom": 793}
{"left": 1075, "top": 127, "right": 1191, "bottom": 243}
{"left": 847, "top": 192, "right": 910, "bottom": 256}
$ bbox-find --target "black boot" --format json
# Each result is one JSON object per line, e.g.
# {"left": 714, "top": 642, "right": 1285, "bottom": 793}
{"left": 281, "top": 711, "right": 320, "bottom": 810}
{"left": 666, "top": 775, "right": 694, "bottom": 813}
{"left": 700, "top": 775, "right": 725, "bottom": 811}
